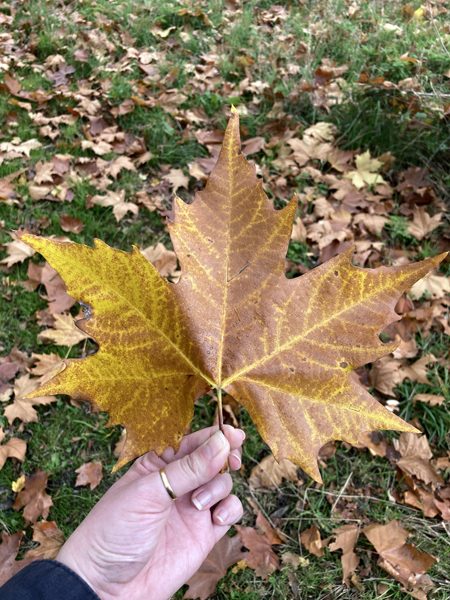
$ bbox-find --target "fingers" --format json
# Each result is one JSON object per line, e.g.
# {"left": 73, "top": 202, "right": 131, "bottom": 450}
{"left": 154, "top": 430, "right": 231, "bottom": 507}
{"left": 212, "top": 494, "right": 243, "bottom": 527}
{"left": 191, "top": 472, "right": 232, "bottom": 511}
{"left": 161, "top": 425, "right": 245, "bottom": 463}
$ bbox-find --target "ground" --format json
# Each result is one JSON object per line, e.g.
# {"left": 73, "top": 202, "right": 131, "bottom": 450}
{"left": 0, "top": 0, "right": 450, "bottom": 598}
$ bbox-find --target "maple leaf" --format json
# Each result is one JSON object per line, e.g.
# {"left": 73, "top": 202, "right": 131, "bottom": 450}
{"left": 162, "top": 168, "right": 190, "bottom": 193}
{"left": 183, "top": 534, "right": 246, "bottom": 600}
{"left": 407, "top": 206, "right": 441, "bottom": 241}
{"left": 13, "top": 469, "right": 53, "bottom": 526}
{"left": 1, "top": 233, "right": 36, "bottom": 267}
{"left": 345, "top": 150, "right": 387, "bottom": 189}
{"left": 19, "top": 109, "right": 446, "bottom": 481}
{"left": 409, "top": 272, "right": 450, "bottom": 300}
{"left": 0, "top": 532, "right": 34, "bottom": 587}
{"left": 300, "top": 524, "right": 331, "bottom": 557}
{"left": 75, "top": 461, "right": 103, "bottom": 490}
{"left": 4, "top": 374, "right": 56, "bottom": 425}
{"left": 87, "top": 189, "right": 139, "bottom": 222}
{"left": 235, "top": 511, "right": 283, "bottom": 579}
{"left": 249, "top": 454, "right": 299, "bottom": 489}
{"left": 37, "top": 313, "right": 92, "bottom": 346}
{"left": 24, "top": 521, "right": 64, "bottom": 560}
{"left": 329, "top": 523, "right": 359, "bottom": 586}
{"left": 0, "top": 427, "right": 26, "bottom": 471}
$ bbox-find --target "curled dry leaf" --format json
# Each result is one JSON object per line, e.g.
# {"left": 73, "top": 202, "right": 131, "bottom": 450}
{"left": 4, "top": 374, "right": 57, "bottom": 425}
{"left": 24, "top": 520, "right": 64, "bottom": 560}
{"left": 75, "top": 461, "right": 103, "bottom": 490}
{"left": 140, "top": 243, "right": 178, "bottom": 278}
{"left": 363, "top": 520, "right": 436, "bottom": 600}
{"left": 397, "top": 433, "right": 443, "bottom": 487}
{"left": 183, "top": 534, "right": 246, "bottom": 600}
{"left": 413, "top": 394, "right": 445, "bottom": 407}
{"left": 235, "top": 511, "right": 283, "bottom": 579}
{"left": 407, "top": 206, "right": 442, "bottom": 242}
{"left": 249, "top": 454, "right": 299, "bottom": 489}
{"left": 13, "top": 469, "right": 53, "bottom": 526}
{"left": 1, "top": 233, "right": 36, "bottom": 268}
{"left": 0, "top": 427, "right": 26, "bottom": 471}
{"left": 19, "top": 110, "right": 446, "bottom": 482}
{"left": 25, "top": 261, "right": 75, "bottom": 314}
{"left": 300, "top": 524, "right": 331, "bottom": 558}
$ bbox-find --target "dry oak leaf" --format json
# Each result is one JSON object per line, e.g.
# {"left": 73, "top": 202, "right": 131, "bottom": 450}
{"left": 4, "top": 374, "right": 56, "bottom": 425}
{"left": 1, "top": 233, "right": 35, "bottom": 268}
{"left": 19, "top": 108, "right": 446, "bottom": 482}
{"left": 409, "top": 272, "right": 450, "bottom": 300}
{"left": 13, "top": 470, "right": 53, "bottom": 526}
{"left": 0, "top": 427, "right": 26, "bottom": 471}
{"left": 37, "top": 313, "right": 92, "bottom": 346}
{"left": 345, "top": 151, "right": 387, "bottom": 189}
{"left": 183, "top": 534, "right": 246, "bottom": 600}
{"left": 249, "top": 454, "right": 299, "bottom": 489}
{"left": 363, "top": 520, "right": 435, "bottom": 600}
{"left": 0, "top": 532, "right": 34, "bottom": 587}
{"left": 75, "top": 461, "right": 103, "bottom": 490}
{"left": 397, "top": 433, "right": 443, "bottom": 487}
{"left": 24, "top": 520, "right": 64, "bottom": 560}
{"left": 407, "top": 207, "right": 441, "bottom": 242}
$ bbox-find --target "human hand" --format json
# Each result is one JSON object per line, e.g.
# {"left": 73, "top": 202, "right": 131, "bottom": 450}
{"left": 56, "top": 425, "right": 245, "bottom": 600}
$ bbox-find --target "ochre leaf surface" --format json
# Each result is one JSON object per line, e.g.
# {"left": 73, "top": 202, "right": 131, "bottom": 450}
{"left": 19, "top": 108, "right": 446, "bottom": 481}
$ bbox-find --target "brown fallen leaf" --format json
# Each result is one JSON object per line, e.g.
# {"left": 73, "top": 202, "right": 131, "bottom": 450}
{"left": 291, "top": 217, "right": 307, "bottom": 243}
{"left": 0, "top": 532, "right": 33, "bottom": 587}
{"left": 407, "top": 206, "right": 441, "bottom": 242}
{"left": 4, "top": 374, "right": 57, "bottom": 425}
{"left": 329, "top": 523, "right": 360, "bottom": 586}
{"left": 24, "top": 520, "right": 64, "bottom": 560}
{"left": 87, "top": 189, "right": 139, "bottom": 222}
{"left": 413, "top": 394, "right": 445, "bottom": 407}
{"left": 163, "top": 168, "right": 189, "bottom": 193}
{"left": 0, "top": 427, "right": 26, "bottom": 471}
{"left": 409, "top": 272, "right": 450, "bottom": 300}
{"left": 0, "top": 233, "right": 35, "bottom": 268}
{"left": 235, "top": 511, "right": 283, "bottom": 579}
{"left": 38, "top": 313, "right": 92, "bottom": 346}
{"left": 75, "top": 461, "right": 103, "bottom": 490}
{"left": 25, "top": 261, "right": 75, "bottom": 314}
{"left": 397, "top": 433, "right": 443, "bottom": 487}
{"left": 183, "top": 534, "right": 246, "bottom": 600}
{"left": 355, "top": 431, "right": 388, "bottom": 458}
{"left": 60, "top": 214, "right": 84, "bottom": 234}
{"left": 249, "top": 454, "right": 299, "bottom": 489}
{"left": 363, "top": 520, "right": 435, "bottom": 599}
{"left": 30, "top": 352, "right": 64, "bottom": 384}
{"left": 13, "top": 470, "right": 53, "bottom": 526}
{"left": 300, "top": 524, "right": 331, "bottom": 558}
{"left": 140, "top": 243, "right": 179, "bottom": 278}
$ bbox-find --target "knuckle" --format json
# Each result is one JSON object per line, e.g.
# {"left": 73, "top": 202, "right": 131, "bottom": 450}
{"left": 180, "top": 453, "right": 198, "bottom": 479}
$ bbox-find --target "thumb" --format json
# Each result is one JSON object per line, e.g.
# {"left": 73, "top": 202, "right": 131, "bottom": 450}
{"left": 150, "top": 430, "right": 230, "bottom": 508}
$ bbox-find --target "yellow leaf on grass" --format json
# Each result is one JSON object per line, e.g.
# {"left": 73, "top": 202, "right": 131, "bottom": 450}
{"left": 19, "top": 109, "right": 446, "bottom": 482}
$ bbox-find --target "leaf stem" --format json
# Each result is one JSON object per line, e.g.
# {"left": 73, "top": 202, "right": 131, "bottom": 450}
{"left": 216, "top": 385, "right": 224, "bottom": 434}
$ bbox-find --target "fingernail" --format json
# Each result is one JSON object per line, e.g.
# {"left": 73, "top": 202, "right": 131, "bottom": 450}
{"left": 229, "top": 450, "right": 241, "bottom": 468}
{"left": 215, "top": 508, "right": 229, "bottom": 524}
{"left": 205, "top": 430, "right": 227, "bottom": 459}
{"left": 236, "top": 429, "right": 246, "bottom": 442}
{"left": 192, "top": 489, "right": 212, "bottom": 510}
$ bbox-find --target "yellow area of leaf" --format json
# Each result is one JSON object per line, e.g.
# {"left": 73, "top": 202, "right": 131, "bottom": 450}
{"left": 19, "top": 109, "right": 446, "bottom": 482}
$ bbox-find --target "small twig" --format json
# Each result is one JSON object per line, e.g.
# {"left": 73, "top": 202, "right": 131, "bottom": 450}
{"left": 330, "top": 472, "right": 353, "bottom": 514}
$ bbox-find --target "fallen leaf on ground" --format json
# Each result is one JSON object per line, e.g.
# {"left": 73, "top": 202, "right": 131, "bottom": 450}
{"left": 236, "top": 511, "right": 283, "bottom": 578}
{"left": 249, "top": 454, "right": 299, "bottom": 489}
{"left": 413, "top": 394, "right": 445, "bottom": 407}
{"left": 1, "top": 234, "right": 35, "bottom": 268}
{"left": 363, "top": 520, "right": 435, "bottom": 600}
{"left": 0, "top": 427, "right": 26, "bottom": 470}
{"left": 30, "top": 353, "right": 64, "bottom": 384}
{"left": 13, "top": 470, "right": 53, "bottom": 526}
{"left": 291, "top": 217, "right": 307, "bottom": 242}
{"left": 409, "top": 272, "right": 450, "bottom": 300}
{"left": 329, "top": 523, "right": 360, "bottom": 586}
{"left": 87, "top": 189, "right": 139, "bottom": 222}
{"left": 300, "top": 524, "right": 331, "bottom": 557}
{"left": 281, "top": 552, "right": 302, "bottom": 568}
{"left": 397, "top": 433, "right": 443, "bottom": 487}
{"left": 24, "top": 521, "right": 64, "bottom": 559}
{"left": 75, "top": 461, "right": 103, "bottom": 490}
{"left": 183, "top": 534, "right": 246, "bottom": 600}
{"left": 140, "top": 243, "right": 178, "bottom": 278}
{"left": 20, "top": 110, "right": 445, "bottom": 482}
{"left": 407, "top": 207, "right": 441, "bottom": 241}
{"left": 345, "top": 151, "right": 386, "bottom": 189}
{"left": 38, "top": 313, "right": 92, "bottom": 346}
{"left": 0, "top": 532, "right": 33, "bottom": 587}
{"left": 25, "top": 261, "right": 75, "bottom": 313}
{"left": 4, "top": 374, "right": 57, "bottom": 424}
{"left": 163, "top": 168, "right": 189, "bottom": 193}
{"left": 60, "top": 214, "right": 84, "bottom": 234}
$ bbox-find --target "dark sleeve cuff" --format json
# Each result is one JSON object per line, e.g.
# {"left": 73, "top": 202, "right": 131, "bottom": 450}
{"left": 0, "top": 559, "right": 101, "bottom": 600}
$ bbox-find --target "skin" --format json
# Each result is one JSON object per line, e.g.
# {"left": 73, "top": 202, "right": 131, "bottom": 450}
{"left": 57, "top": 425, "right": 245, "bottom": 600}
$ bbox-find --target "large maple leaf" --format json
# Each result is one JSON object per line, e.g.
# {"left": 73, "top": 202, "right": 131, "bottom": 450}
{"left": 20, "top": 108, "right": 446, "bottom": 481}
